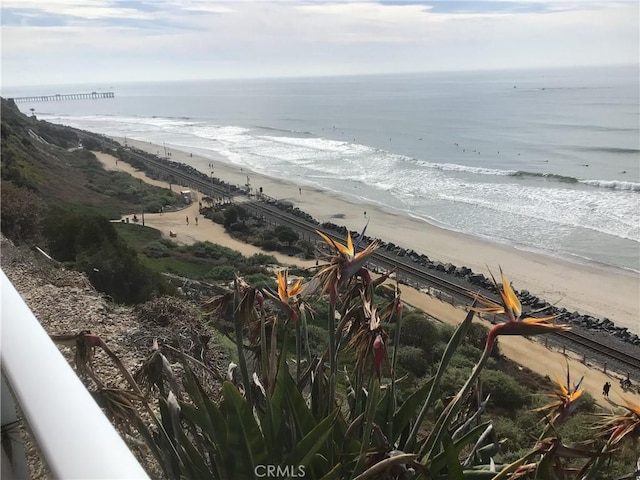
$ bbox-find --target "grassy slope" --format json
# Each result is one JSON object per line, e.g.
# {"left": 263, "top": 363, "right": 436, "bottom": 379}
{"left": 1, "top": 97, "right": 177, "bottom": 219}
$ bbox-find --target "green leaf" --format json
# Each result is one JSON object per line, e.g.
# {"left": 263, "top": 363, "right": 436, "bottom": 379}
{"left": 281, "top": 363, "right": 317, "bottom": 438}
{"left": 222, "top": 381, "right": 269, "bottom": 476}
{"left": 458, "top": 470, "right": 503, "bottom": 479}
{"left": 374, "top": 388, "right": 390, "bottom": 428}
{"left": 405, "top": 306, "right": 476, "bottom": 452}
{"left": 176, "top": 425, "right": 213, "bottom": 479}
{"left": 353, "top": 454, "right": 418, "bottom": 480}
{"left": 311, "top": 368, "right": 329, "bottom": 419}
{"left": 131, "top": 415, "right": 174, "bottom": 479}
{"left": 441, "top": 432, "right": 463, "bottom": 479}
{"left": 392, "top": 377, "right": 434, "bottom": 443}
{"left": 158, "top": 398, "right": 185, "bottom": 477}
{"left": 283, "top": 409, "right": 339, "bottom": 476}
{"left": 429, "top": 421, "right": 491, "bottom": 474}
{"left": 318, "top": 463, "right": 342, "bottom": 480}
{"left": 182, "top": 364, "right": 228, "bottom": 452}
{"left": 270, "top": 342, "right": 290, "bottom": 440}
{"left": 352, "top": 377, "right": 380, "bottom": 477}
{"left": 336, "top": 411, "right": 361, "bottom": 466}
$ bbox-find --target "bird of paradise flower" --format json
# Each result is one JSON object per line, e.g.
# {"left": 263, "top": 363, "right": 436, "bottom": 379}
{"left": 315, "top": 227, "right": 379, "bottom": 306}
{"left": 472, "top": 267, "right": 569, "bottom": 351}
{"left": 535, "top": 370, "right": 585, "bottom": 425}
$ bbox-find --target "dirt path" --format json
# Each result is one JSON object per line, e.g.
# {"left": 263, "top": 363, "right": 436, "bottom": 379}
{"left": 96, "top": 151, "right": 640, "bottom": 409}
{"left": 96, "top": 151, "right": 316, "bottom": 268}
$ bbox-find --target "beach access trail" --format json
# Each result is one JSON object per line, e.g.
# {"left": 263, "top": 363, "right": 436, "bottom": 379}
{"left": 96, "top": 149, "right": 639, "bottom": 408}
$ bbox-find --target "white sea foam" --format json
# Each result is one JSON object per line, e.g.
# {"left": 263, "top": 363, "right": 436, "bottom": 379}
{"left": 420, "top": 161, "right": 517, "bottom": 176}
{"left": 35, "top": 112, "right": 640, "bottom": 272}
{"left": 580, "top": 179, "right": 640, "bottom": 191}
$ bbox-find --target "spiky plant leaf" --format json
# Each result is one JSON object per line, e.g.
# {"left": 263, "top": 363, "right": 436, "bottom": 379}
{"left": 222, "top": 381, "right": 268, "bottom": 476}
{"left": 282, "top": 409, "right": 339, "bottom": 475}
{"left": 392, "top": 377, "right": 434, "bottom": 444}
{"left": 429, "top": 421, "right": 492, "bottom": 474}
{"left": 182, "top": 363, "right": 228, "bottom": 452}
{"left": 405, "top": 305, "right": 476, "bottom": 452}
{"left": 441, "top": 432, "right": 464, "bottom": 479}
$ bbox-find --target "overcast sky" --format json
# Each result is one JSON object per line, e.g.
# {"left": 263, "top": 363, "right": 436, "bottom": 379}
{"left": 1, "top": 0, "right": 638, "bottom": 87}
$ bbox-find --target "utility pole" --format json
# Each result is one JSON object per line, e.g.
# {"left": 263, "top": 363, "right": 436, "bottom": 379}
{"left": 139, "top": 180, "right": 145, "bottom": 226}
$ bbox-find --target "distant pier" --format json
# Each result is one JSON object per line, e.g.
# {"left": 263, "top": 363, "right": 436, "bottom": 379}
{"left": 9, "top": 92, "right": 115, "bottom": 103}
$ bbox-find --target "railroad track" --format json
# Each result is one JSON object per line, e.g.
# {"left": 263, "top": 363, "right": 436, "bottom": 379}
{"left": 554, "top": 331, "right": 640, "bottom": 374}
{"left": 230, "top": 201, "right": 640, "bottom": 378}
{"left": 90, "top": 136, "right": 640, "bottom": 377}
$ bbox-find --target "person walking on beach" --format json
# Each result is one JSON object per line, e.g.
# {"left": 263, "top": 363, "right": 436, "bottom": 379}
{"left": 195, "top": 216, "right": 198, "bottom": 226}
{"left": 602, "top": 381, "right": 611, "bottom": 398}
{"left": 186, "top": 216, "right": 189, "bottom": 226}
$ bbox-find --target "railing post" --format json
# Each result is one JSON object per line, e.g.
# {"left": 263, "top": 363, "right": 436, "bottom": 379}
{"left": 1, "top": 270, "right": 149, "bottom": 479}
{"left": 1, "top": 375, "right": 29, "bottom": 479}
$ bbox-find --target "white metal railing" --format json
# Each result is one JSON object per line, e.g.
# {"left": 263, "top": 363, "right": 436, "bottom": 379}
{"left": 1, "top": 269, "right": 149, "bottom": 479}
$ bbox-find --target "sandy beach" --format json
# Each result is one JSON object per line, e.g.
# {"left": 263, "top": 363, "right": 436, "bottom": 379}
{"left": 95, "top": 148, "right": 640, "bottom": 407}
{"left": 111, "top": 137, "right": 640, "bottom": 336}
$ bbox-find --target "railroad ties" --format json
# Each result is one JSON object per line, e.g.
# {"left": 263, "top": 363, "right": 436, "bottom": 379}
{"left": 10, "top": 92, "right": 115, "bottom": 103}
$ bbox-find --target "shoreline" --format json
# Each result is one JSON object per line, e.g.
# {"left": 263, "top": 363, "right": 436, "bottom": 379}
{"left": 114, "top": 136, "right": 640, "bottom": 335}
{"left": 92, "top": 148, "right": 640, "bottom": 408}
{"left": 129, "top": 137, "right": 640, "bottom": 275}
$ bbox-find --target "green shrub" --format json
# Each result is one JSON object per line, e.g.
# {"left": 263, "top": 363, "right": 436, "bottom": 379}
{"left": 222, "top": 205, "right": 247, "bottom": 228}
{"left": 481, "top": 369, "right": 531, "bottom": 410}
{"left": 41, "top": 208, "right": 173, "bottom": 303}
{"left": 43, "top": 209, "right": 117, "bottom": 261}
{"left": 206, "top": 266, "right": 236, "bottom": 281}
{"left": 399, "top": 312, "right": 439, "bottom": 354}
{"left": 0, "top": 180, "right": 42, "bottom": 244}
{"left": 491, "top": 416, "right": 528, "bottom": 453}
{"left": 557, "top": 413, "right": 595, "bottom": 445}
{"left": 159, "top": 237, "right": 179, "bottom": 249}
{"left": 274, "top": 225, "right": 299, "bottom": 245}
{"left": 396, "top": 345, "right": 429, "bottom": 377}
{"left": 144, "top": 200, "right": 163, "bottom": 214}
{"left": 298, "top": 240, "right": 315, "bottom": 259}
{"left": 439, "top": 366, "right": 470, "bottom": 397}
{"left": 574, "top": 390, "right": 597, "bottom": 413}
{"left": 205, "top": 210, "right": 225, "bottom": 225}
{"left": 246, "top": 253, "right": 278, "bottom": 266}
{"left": 244, "top": 273, "right": 277, "bottom": 291}
{"left": 456, "top": 343, "right": 484, "bottom": 363}
{"left": 76, "top": 239, "right": 174, "bottom": 304}
{"left": 465, "top": 322, "right": 490, "bottom": 350}
{"left": 144, "top": 241, "right": 171, "bottom": 258}
{"left": 306, "top": 325, "right": 329, "bottom": 356}
{"left": 261, "top": 239, "right": 279, "bottom": 251}
{"left": 438, "top": 323, "right": 456, "bottom": 343}
{"left": 449, "top": 352, "right": 476, "bottom": 370}
{"left": 187, "top": 241, "right": 243, "bottom": 262}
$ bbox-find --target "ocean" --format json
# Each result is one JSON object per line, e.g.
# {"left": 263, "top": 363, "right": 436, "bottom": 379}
{"left": 5, "top": 65, "right": 639, "bottom": 273}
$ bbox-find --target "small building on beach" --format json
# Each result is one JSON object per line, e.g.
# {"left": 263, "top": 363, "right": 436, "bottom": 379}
{"left": 180, "top": 190, "right": 192, "bottom": 204}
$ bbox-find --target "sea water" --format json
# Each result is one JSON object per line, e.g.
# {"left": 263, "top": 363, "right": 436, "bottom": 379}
{"left": 5, "top": 65, "right": 639, "bottom": 272}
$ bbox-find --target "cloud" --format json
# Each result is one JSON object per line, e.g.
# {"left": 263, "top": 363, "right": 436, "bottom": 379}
{"left": 1, "top": 0, "right": 637, "bottom": 86}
